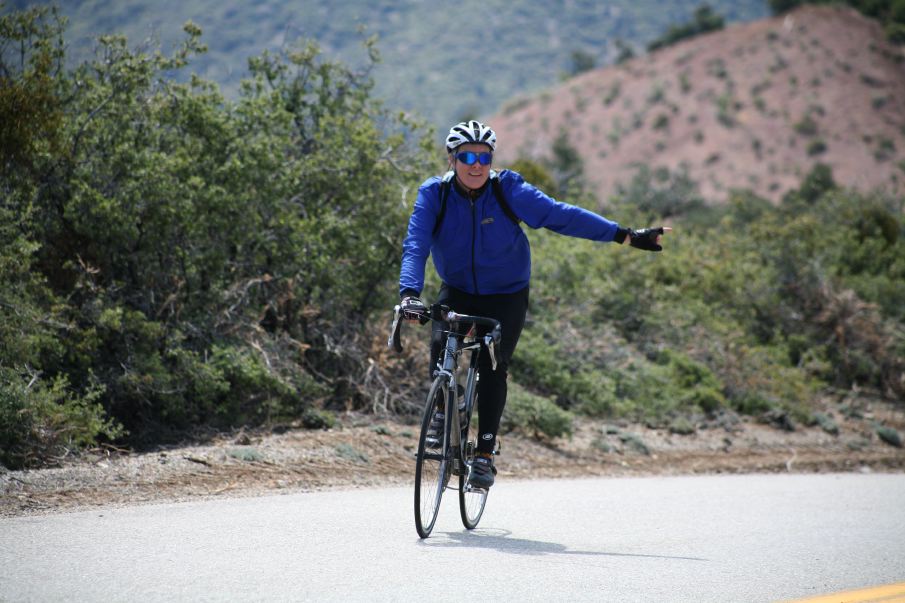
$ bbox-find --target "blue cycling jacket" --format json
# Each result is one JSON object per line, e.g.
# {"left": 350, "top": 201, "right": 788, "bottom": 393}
{"left": 399, "top": 169, "right": 622, "bottom": 297}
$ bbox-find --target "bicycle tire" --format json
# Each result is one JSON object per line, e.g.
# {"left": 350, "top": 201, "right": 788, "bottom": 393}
{"left": 414, "top": 377, "right": 450, "bottom": 538}
{"left": 459, "top": 391, "right": 488, "bottom": 529}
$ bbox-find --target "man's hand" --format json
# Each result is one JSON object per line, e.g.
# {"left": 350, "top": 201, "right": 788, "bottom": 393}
{"left": 400, "top": 296, "right": 427, "bottom": 322}
{"left": 627, "top": 226, "right": 672, "bottom": 251}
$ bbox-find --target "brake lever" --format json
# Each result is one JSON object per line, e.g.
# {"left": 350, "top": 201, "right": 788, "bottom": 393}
{"left": 388, "top": 305, "right": 403, "bottom": 352}
{"left": 484, "top": 334, "right": 498, "bottom": 371}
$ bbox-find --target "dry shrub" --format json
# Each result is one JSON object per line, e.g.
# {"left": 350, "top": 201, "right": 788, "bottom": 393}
{"left": 813, "top": 283, "right": 905, "bottom": 400}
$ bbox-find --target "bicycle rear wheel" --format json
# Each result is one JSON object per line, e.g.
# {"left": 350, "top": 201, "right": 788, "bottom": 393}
{"left": 414, "top": 378, "right": 450, "bottom": 538}
{"left": 459, "top": 392, "right": 488, "bottom": 529}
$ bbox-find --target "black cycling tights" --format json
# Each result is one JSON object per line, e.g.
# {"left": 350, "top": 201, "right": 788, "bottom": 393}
{"left": 430, "top": 284, "right": 529, "bottom": 454}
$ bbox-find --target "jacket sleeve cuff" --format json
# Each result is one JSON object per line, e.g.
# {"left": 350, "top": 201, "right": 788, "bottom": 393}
{"left": 613, "top": 227, "right": 629, "bottom": 244}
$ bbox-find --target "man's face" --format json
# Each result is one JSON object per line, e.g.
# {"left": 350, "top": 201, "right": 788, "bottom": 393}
{"left": 451, "top": 143, "right": 492, "bottom": 191}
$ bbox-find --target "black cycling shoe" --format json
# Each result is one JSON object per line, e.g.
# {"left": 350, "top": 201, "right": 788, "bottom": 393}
{"left": 424, "top": 411, "right": 444, "bottom": 449}
{"left": 468, "top": 454, "right": 495, "bottom": 489}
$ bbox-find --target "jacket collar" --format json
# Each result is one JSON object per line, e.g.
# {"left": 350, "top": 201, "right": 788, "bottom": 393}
{"left": 453, "top": 176, "right": 489, "bottom": 201}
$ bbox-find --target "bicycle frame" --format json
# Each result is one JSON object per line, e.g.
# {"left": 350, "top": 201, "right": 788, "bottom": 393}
{"left": 434, "top": 321, "right": 481, "bottom": 475}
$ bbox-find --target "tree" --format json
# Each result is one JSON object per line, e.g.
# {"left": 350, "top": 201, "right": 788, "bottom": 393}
{"left": 0, "top": 6, "right": 435, "bottom": 462}
{"left": 647, "top": 4, "right": 725, "bottom": 52}
{"left": 0, "top": 5, "right": 65, "bottom": 178}
{"left": 614, "top": 38, "right": 636, "bottom": 64}
{"left": 767, "top": 0, "right": 805, "bottom": 14}
{"left": 569, "top": 49, "right": 596, "bottom": 76}
{"left": 549, "top": 129, "right": 585, "bottom": 197}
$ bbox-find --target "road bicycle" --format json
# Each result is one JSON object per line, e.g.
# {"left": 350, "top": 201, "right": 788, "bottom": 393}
{"left": 389, "top": 303, "right": 501, "bottom": 539}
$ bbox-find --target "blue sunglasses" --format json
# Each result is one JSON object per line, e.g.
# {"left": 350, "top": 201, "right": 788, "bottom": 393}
{"left": 455, "top": 151, "right": 493, "bottom": 166}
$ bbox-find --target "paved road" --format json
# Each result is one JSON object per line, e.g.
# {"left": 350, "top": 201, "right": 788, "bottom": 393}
{"left": 2, "top": 473, "right": 904, "bottom": 602}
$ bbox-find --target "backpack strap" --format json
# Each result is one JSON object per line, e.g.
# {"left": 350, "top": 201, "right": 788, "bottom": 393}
{"left": 432, "top": 170, "right": 521, "bottom": 236}
{"left": 431, "top": 171, "right": 455, "bottom": 236}
{"left": 490, "top": 171, "right": 521, "bottom": 227}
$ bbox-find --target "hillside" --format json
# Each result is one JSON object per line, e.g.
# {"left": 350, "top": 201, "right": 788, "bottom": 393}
{"left": 4, "top": 0, "right": 769, "bottom": 129}
{"left": 3, "top": 3, "right": 904, "bottom": 478}
{"left": 489, "top": 5, "right": 905, "bottom": 203}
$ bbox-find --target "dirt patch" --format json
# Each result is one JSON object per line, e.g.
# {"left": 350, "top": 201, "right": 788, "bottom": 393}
{"left": 2, "top": 405, "right": 904, "bottom": 518}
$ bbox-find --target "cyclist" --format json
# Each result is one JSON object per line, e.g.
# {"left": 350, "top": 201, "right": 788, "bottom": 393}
{"left": 398, "top": 120, "right": 669, "bottom": 489}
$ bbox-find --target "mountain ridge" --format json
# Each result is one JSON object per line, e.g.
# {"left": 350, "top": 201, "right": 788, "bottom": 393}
{"left": 4, "top": 0, "right": 770, "bottom": 129}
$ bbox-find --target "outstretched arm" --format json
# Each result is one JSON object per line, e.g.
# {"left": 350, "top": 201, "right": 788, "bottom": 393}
{"left": 500, "top": 171, "right": 673, "bottom": 247}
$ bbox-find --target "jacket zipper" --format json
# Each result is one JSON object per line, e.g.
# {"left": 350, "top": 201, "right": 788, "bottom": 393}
{"left": 470, "top": 199, "right": 479, "bottom": 295}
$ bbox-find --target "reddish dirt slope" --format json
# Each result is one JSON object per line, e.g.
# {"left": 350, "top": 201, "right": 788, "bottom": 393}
{"left": 490, "top": 5, "right": 905, "bottom": 203}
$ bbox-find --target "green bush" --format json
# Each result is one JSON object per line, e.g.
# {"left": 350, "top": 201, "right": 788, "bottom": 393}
{"left": 795, "top": 162, "right": 836, "bottom": 204}
{"left": 510, "top": 327, "right": 619, "bottom": 415}
{"left": 668, "top": 416, "right": 697, "bottom": 435}
{"left": 886, "top": 21, "right": 905, "bottom": 43}
{"left": 612, "top": 164, "right": 707, "bottom": 220}
{"left": 302, "top": 408, "right": 337, "bottom": 430}
{"left": 0, "top": 7, "right": 434, "bottom": 458}
{"left": 612, "top": 165, "right": 900, "bottom": 414}
{"left": 0, "top": 368, "right": 123, "bottom": 469}
{"left": 502, "top": 383, "right": 574, "bottom": 440}
{"left": 514, "top": 161, "right": 903, "bottom": 426}
{"left": 731, "top": 392, "right": 774, "bottom": 416}
{"left": 813, "top": 412, "right": 840, "bottom": 435}
{"left": 506, "top": 158, "right": 558, "bottom": 197}
{"left": 619, "top": 431, "right": 651, "bottom": 455}
{"left": 875, "top": 425, "right": 903, "bottom": 448}
{"left": 807, "top": 139, "right": 828, "bottom": 155}
{"left": 681, "top": 387, "right": 726, "bottom": 415}
{"left": 335, "top": 443, "right": 369, "bottom": 463}
{"left": 794, "top": 115, "right": 819, "bottom": 136}
{"left": 607, "top": 352, "right": 728, "bottom": 423}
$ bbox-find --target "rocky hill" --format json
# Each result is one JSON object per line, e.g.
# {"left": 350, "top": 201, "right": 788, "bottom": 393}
{"left": 490, "top": 5, "right": 905, "bottom": 203}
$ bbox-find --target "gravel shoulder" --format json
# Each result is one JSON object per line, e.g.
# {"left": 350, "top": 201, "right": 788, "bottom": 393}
{"left": 2, "top": 404, "right": 904, "bottom": 518}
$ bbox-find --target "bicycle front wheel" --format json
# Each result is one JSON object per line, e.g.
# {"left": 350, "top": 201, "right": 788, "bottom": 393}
{"left": 414, "top": 378, "right": 450, "bottom": 538}
{"left": 459, "top": 392, "right": 488, "bottom": 529}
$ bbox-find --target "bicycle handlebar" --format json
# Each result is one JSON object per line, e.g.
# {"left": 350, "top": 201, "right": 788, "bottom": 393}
{"left": 387, "top": 304, "right": 502, "bottom": 369}
{"left": 445, "top": 310, "right": 502, "bottom": 370}
{"left": 445, "top": 310, "right": 500, "bottom": 332}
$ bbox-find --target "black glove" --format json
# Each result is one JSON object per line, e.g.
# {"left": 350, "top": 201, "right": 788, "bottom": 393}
{"left": 628, "top": 227, "right": 665, "bottom": 252}
{"left": 400, "top": 296, "right": 427, "bottom": 322}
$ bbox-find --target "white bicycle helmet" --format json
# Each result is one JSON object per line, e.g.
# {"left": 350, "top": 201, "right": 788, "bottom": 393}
{"left": 446, "top": 120, "right": 497, "bottom": 152}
